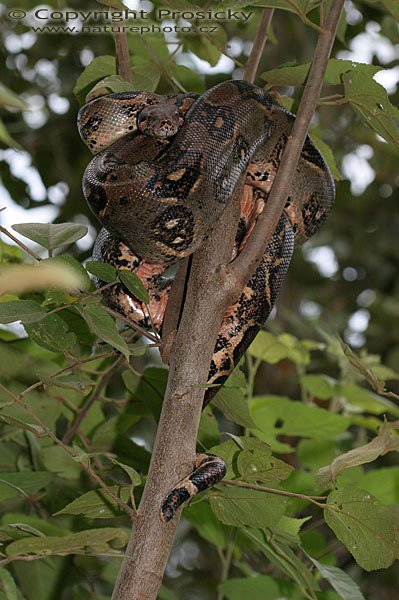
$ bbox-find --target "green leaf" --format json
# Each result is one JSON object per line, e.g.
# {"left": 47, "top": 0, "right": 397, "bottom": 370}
{"left": 262, "top": 59, "right": 381, "bottom": 86}
{"left": 0, "top": 300, "right": 45, "bottom": 324}
{"left": 300, "top": 374, "right": 337, "bottom": 400}
{"left": 118, "top": 270, "right": 149, "bottom": 303}
{"left": 86, "top": 261, "right": 117, "bottom": 283}
{"left": 11, "top": 559, "right": 64, "bottom": 600}
{"left": 78, "top": 303, "right": 130, "bottom": 359}
{"left": 0, "top": 84, "right": 27, "bottom": 110}
{"left": 212, "top": 368, "right": 255, "bottom": 428}
{"left": 0, "top": 119, "right": 19, "bottom": 148}
{"left": 54, "top": 486, "right": 131, "bottom": 519}
{"left": 85, "top": 75, "right": 134, "bottom": 102}
{"left": 47, "top": 371, "right": 95, "bottom": 393}
{"left": 44, "top": 256, "right": 91, "bottom": 291}
{"left": 184, "top": 501, "right": 232, "bottom": 548}
{"left": 210, "top": 486, "right": 286, "bottom": 528}
{"left": 24, "top": 313, "right": 76, "bottom": 353}
{"left": 209, "top": 439, "right": 242, "bottom": 480}
{"left": 112, "top": 460, "right": 141, "bottom": 486}
{"left": 337, "top": 466, "right": 399, "bottom": 505}
{"left": 128, "top": 34, "right": 168, "bottom": 63}
{"left": 0, "top": 568, "right": 18, "bottom": 600}
{"left": 342, "top": 69, "right": 399, "bottom": 150}
{"left": 0, "top": 262, "right": 86, "bottom": 295}
{"left": 2, "top": 513, "right": 69, "bottom": 538}
{"left": 169, "top": 63, "right": 205, "bottom": 94}
{"left": 158, "top": 586, "right": 180, "bottom": 600}
{"left": 96, "top": 0, "right": 127, "bottom": 12}
{"left": 6, "top": 528, "right": 128, "bottom": 558}
{"left": 0, "top": 472, "right": 52, "bottom": 502}
{"left": 124, "top": 367, "right": 167, "bottom": 420}
{"left": 308, "top": 556, "right": 366, "bottom": 600}
{"left": 236, "top": 438, "right": 293, "bottom": 483}
{"left": 217, "top": 0, "right": 322, "bottom": 17}
{"left": 310, "top": 132, "right": 342, "bottom": 181}
{"left": 324, "top": 487, "right": 399, "bottom": 571}
{"left": 364, "top": 0, "right": 399, "bottom": 19}
{"left": 372, "top": 364, "right": 399, "bottom": 382}
{"left": 248, "top": 331, "right": 290, "bottom": 364}
{"left": 317, "top": 421, "right": 399, "bottom": 486}
{"left": 340, "top": 382, "right": 399, "bottom": 416}
{"left": 73, "top": 55, "right": 116, "bottom": 105}
{"left": 198, "top": 407, "right": 220, "bottom": 448}
{"left": 243, "top": 528, "right": 319, "bottom": 595}
{"left": 249, "top": 331, "right": 320, "bottom": 365}
{"left": 297, "top": 439, "right": 338, "bottom": 471}
{"left": 130, "top": 61, "right": 161, "bottom": 93}
{"left": 12, "top": 223, "right": 88, "bottom": 252}
{"left": 41, "top": 446, "right": 81, "bottom": 480}
{"left": 250, "top": 396, "right": 351, "bottom": 453}
{"left": 183, "top": 33, "right": 224, "bottom": 67}
{"left": 219, "top": 575, "right": 303, "bottom": 600}
{"left": 274, "top": 515, "right": 311, "bottom": 545}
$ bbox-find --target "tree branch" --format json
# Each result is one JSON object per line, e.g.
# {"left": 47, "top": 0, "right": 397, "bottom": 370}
{"left": 160, "top": 8, "right": 274, "bottom": 367}
{"left": 111, "top": 177, "right": 244, "bottom": 600}
{"left": 229, "top": 0, "right": 344, "bottom": 290}
{"left": 113, "top": 29, "right": 132, "bottom": 83}
{"left": 243, "top": 8, "right": 274, "bottom": 84}
{"left": 111, "top": 3, "right": 344, "bottom": 597}
{"left": 62, "top": 354, "right": 125, "bottom": 444}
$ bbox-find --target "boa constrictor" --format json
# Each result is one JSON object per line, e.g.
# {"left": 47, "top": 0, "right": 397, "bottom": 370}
{"left": 78, "top": 80, "right": 334, "bottom": 522}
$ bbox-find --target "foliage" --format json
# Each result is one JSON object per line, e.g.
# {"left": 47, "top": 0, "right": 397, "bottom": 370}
{"left": 0, "top": 0, "right": 398, "bottom": 599}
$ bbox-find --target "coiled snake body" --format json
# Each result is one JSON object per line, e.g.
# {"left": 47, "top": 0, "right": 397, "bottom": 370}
{"left": 78, "top": 80, "right": 334, "bottom": 521}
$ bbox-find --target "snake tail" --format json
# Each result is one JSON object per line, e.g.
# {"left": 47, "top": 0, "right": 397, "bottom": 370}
{"left": 160, "top": 454, "right": 227, "bottom": 523}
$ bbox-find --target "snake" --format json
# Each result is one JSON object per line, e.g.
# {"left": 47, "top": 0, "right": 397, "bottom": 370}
{"left": 78, "top": 80, "right": 334, "bottom": 522}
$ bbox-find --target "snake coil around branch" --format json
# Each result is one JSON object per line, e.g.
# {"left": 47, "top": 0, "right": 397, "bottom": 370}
{"left": 78, "top": 80, "right": 334, "bottom": 521}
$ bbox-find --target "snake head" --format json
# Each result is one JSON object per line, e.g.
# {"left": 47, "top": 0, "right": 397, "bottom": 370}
{"left": 137, "top": 104, "right": 184, "bottom": 139}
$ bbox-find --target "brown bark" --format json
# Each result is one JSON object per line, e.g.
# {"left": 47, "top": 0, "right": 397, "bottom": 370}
{"left": 111, "top": 3, "right": 345, "bottom": 597}
{"left": 243, "top": 8, "right": 275, "bottom": 84}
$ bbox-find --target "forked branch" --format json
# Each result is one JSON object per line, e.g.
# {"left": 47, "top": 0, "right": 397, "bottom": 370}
{"left": 111, "top": 3, "right": 345, "bottom": 598}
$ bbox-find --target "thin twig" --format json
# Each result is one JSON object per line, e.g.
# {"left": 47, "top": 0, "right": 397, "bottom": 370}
{"left": 0, "top": 383, "right": 134, "bottom": 518}
{"left": 0, "top": 225, "right": 42, "bottom": 261}
{"left": 216, "top": 529, "right": 237, "bottom": 600}
{"left": 19, "top": 351, "right": 118, "bottom": 398}
{"left": 243, "top": 8, "right": 274, "bottom": 84}
{"left": 103, "top": 305, "right": 159, "bottom": 343}
{"left": 222, "top": 479, "right": 327, "bottom": 508}
{"left": 62, "top": 354, "right": 125, "bottom": 444}
{"left": 229, "top": 0, "right": 345, "bottom": 291}
{"left": 111, "top": 3, "right": 345, "bottom": 597}
{"left": 113, "top": 28, "right": 132, "bottom": 83}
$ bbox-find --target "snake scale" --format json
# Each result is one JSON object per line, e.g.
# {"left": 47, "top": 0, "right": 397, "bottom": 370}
{"left": 78, "top": 80, "right": 334, "bottom": 522}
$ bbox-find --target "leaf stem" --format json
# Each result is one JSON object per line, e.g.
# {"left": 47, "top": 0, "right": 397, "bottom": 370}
{"left": 216, "top": 529, "right": 237, "bottom": 600}
{"left": 0, "top": 225, "right": 42, "bottom": 261}
{"left": 222, "top": 479, "right": 327, "bottom": 508}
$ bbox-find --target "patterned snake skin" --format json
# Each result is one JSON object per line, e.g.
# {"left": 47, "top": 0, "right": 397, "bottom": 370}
{"left": 78, "top": 80, "right": 334, "bottom": 521}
